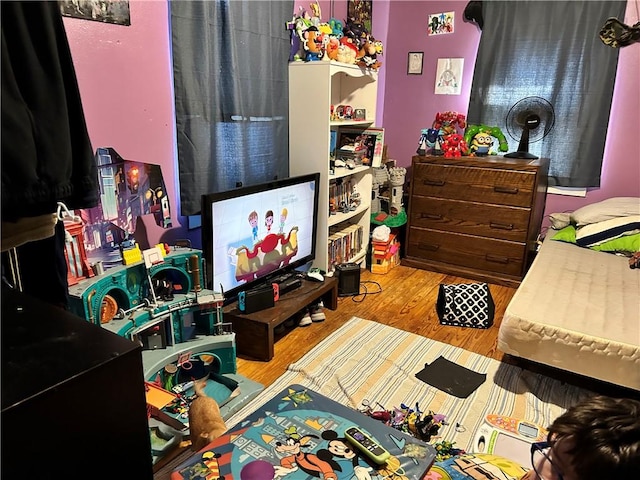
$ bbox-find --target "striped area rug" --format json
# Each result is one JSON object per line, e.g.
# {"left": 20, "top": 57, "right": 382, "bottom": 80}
{"left": 227, "top": 317, "right": 593, "bottom": 452}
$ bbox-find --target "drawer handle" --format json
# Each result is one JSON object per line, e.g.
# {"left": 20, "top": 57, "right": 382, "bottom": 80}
{"left": 490, "top": 221, "right": 514, "bottom": 230}
{"left": 486, "top": 254, "right": 509, "bottom": 264}
{"left": 423, "top": 178, "right": 445, "bottom": 187}
{"left": 421, "top": 213, "right": 443, "bottom": 220}
{"left": 494, "top": 185, "right": 519, "bottom": 195}
{"left": 418, "top": 243, "right": 440, "bottom": 252}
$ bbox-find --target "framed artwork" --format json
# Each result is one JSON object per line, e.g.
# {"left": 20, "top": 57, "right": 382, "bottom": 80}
{"left": 407, "top": 52, "right": 424, "bottom": 75}
{"left": 428, "top": 11, "right": 455, "bottom": 35}
{"left": 59, "top": 0, "right": 131, "bottom": 26}
{"left": 435, "top": 58, "right": 464, "bottom": 95}
{"left": 348, "top": 0, "right": 373, "bottom": 34}
{"left": 337, "top": 127, "right": 385, "bottom": 168}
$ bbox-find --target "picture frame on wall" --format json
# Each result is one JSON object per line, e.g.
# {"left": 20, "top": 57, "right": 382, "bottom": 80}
{"left": 59, "top": 0, "right": 131, "bottom": 26}
{"left": 407, "top": 52, "right": 424, "bottom": 75}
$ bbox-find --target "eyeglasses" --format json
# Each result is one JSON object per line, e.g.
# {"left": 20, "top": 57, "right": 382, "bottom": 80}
{"left": 530, "top": 441, "right": 564, "bottom": 480}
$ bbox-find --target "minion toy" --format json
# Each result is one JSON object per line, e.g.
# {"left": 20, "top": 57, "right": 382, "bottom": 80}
{"left": 464, "top": 124, "right": 508, "bottom": 156}
{"left": 470, "top": 131, "right": 494, "bottom": 156}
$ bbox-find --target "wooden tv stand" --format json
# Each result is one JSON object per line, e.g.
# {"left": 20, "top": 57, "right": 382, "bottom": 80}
{"left": 223, "top": 277, "right": 338, "bottom": 361}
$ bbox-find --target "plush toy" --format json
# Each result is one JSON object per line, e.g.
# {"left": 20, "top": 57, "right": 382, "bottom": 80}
{"left": 343, "top": 17, "right": 369, "bottom": 50}
{"left": 464, "top": 124, "right": 508, "bottom": 156}
{"left": 337, "top": 37, "right": 358, "bottom": 64}
{"left": 328, "top": 18, "right": 343, "bottom": 38}
{"left": 356, "top": 37, "right": 382, "bottom": 69}
{"left": 324, "top": 35, "right": 340, "bottom": 61}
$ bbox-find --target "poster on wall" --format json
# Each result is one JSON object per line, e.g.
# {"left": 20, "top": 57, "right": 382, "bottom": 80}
{"left": 348, "top": 0, "right": 373, "bottom": 34}
{"left": 59, "top": 0, "right": 131, "bottom": 26}
{"left": 428, "top": 11, "right": 455, "bottom": 35}
{"left": 435, "top": 58, "right": 464, "bottom": 95}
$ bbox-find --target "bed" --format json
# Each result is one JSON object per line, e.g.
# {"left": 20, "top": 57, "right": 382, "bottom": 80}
{"left": 498, "top": 198, "right": 640, "bottom": 391}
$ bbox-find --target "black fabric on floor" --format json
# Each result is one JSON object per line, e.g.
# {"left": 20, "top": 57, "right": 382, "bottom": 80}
{"left": 415, "top": 355, "right": 486, "bottom": 398}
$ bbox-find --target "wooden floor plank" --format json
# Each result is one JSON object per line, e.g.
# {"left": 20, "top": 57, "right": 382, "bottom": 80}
{"left": 236, "top": 265, "right": 517, "bottom": 388}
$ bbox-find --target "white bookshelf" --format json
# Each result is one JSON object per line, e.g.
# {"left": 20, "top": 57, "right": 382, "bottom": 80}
{"left": 289, "top": 61, "right": 379, "bottom": 272}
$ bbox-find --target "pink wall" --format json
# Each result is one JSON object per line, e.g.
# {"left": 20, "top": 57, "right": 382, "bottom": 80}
{"left": 64, "top": 0, "right": 639, "bottom": 247}
{"left": 381, "top": 1, "right": 640, "bottom": 227}
{"left": 63, "top": 0, "right": 186, "bottom": 247}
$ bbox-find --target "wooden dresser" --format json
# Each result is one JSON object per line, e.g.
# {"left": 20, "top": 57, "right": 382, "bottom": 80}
{"left": 405, "top": 155, "right": 549, "bottom": 288}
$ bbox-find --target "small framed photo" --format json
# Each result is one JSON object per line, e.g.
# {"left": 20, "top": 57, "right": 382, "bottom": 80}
{"left": 353, "top": 108, "right": 366, "bottom": 121}
{"left": 407, "top": 52, "right": 424, "bottom": 75}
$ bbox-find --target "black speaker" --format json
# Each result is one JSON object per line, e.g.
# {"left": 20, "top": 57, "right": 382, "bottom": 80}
{"left": 336, "top": 263, "right": 361, "bottom": 296}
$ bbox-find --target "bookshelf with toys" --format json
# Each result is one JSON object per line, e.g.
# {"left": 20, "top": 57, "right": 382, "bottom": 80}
{"left": 289, "top": 61, "right": 378, "bottom": 273}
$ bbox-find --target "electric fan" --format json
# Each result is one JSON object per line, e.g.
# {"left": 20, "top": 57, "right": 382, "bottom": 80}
{"left": 504, "top": 96, "right": 555, "bottom": 159}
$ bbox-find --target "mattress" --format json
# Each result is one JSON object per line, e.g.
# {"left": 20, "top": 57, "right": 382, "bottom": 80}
{"left": 498, "top": 235, "right": 640, "bottom": 390}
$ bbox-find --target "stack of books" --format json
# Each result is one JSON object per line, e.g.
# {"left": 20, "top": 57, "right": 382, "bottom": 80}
{"left": 328, "top": 223, "right": 364, "bottom": 269}
{"left": 371, "top": 232, "right": 400, "bottom": 274}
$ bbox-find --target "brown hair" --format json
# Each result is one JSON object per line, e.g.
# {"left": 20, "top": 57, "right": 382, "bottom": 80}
{"left": 547, "top": 395, "right": 640, "bottom": 479}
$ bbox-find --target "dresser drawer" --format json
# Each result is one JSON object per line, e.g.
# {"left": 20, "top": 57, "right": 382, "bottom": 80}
{"left": 412, "top": 163, "right": 535, "bottom": 207}
{"left": 406, "top": 228, "right": 526, "bottom": 277}
{"left": 408, "top": 197, "right": 530, "bottom": 242}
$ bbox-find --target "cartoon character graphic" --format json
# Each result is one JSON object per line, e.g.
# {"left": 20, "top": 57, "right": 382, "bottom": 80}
{"left": 265, "top": 210, "right": 274, "bottom": 232}
{"left": 317, "top": 430, "right": 375, "bottom": 480}
{"left": 469, "top": 132, "right": 494, "bottom": 156}
{"left": 249, "top": 211, "right": 259, "bottom": 241}
{"left": 423, "top": 453, "right": 528, "bottom": 480}
{"left": 279, "top": 208, "right": 288, "bottom": 234}
{"left": 273, "top": 426, "right": 339, "bottom": 479}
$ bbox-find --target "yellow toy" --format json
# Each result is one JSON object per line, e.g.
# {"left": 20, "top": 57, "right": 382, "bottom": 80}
{"left": 464, "top": 124, "right": 508, "bottom": 156}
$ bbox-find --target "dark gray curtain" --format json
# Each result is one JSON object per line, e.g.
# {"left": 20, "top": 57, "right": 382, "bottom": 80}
{"left": 171, "top": 1, "right": 292, "bottom": 216}
{"left": 467, "top": 1, "right": 626, "bottom": 187}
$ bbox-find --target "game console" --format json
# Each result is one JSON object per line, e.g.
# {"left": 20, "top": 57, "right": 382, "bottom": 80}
{"left": 472, "top": 414, "right": 547, "bottom": 468}
{"left": 238, "top": 286, "right": 275, "bottom": 314}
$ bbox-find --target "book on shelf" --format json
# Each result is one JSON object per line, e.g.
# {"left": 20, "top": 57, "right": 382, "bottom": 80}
{"left": 328, "top": 223, "right": 364, "bottom": 267}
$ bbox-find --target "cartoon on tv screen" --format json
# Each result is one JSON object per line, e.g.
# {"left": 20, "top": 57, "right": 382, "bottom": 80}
{"left": 209, "top": 182, "right": 316, "bottom": 293}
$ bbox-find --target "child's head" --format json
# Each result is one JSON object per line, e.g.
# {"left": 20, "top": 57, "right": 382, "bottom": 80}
{"left": 529, "top": 395, "right": 640, "bottom": 480}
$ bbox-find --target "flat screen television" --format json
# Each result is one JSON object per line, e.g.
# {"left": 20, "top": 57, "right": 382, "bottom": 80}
{"left": 201, "top": 173, "right": 320, "bottom": 303}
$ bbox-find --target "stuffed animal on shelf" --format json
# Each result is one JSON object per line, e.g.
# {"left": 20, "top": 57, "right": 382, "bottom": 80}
{"left": 337, "top": 37, "right": 358, "bottom": 64}
{"left": 357, "top": 37, "right": 382, "bottom": 70}
{"left": 343, "top": 17, "right": 369, "bottom": 50}
{"left": 303, "top": 26, "right": 324, "bottom": 61}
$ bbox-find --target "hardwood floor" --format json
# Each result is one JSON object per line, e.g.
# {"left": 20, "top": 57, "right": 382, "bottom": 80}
{"left": 237, "top": 265, "right": 517, "bottom": 388}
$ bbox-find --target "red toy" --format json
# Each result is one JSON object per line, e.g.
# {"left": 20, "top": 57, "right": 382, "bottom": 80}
{"left": 441, "top": 133, "right": 468, "bottom": 157}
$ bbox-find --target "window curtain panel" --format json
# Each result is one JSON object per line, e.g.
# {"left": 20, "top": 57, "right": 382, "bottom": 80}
{"left": 171, "top": 0, "right": 292, "bottom": 216}
{"left": 467, "top": 1, "right": 626, "bottom": 188}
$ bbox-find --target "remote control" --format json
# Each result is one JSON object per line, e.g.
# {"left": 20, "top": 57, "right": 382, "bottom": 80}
{"left": 344, "top": 427, "right": 390, "bottom": 465}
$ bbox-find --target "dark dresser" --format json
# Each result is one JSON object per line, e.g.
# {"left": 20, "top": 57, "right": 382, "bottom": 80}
{"left": 404, "top": 155, "right": 549, "bottom": 287}
{"left": 2, "top": 288, "right": 153, "bottom": 479}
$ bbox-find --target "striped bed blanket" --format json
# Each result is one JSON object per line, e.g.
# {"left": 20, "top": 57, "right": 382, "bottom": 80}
{"left": 227, "top": 317, "right": 593, "bottom": 452}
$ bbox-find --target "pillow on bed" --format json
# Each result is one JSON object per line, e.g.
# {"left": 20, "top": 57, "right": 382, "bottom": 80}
{"left": 551, "top": 225, "right": 640, "bottom": 252}
{"left": 571, "top": 197, "right": 640, "bottom": 226}
{"left": 575, "top": 215, "right": 640, "bottom": 247}
{"left": 551, "top": 225, "right": 577, "bottom": 243}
